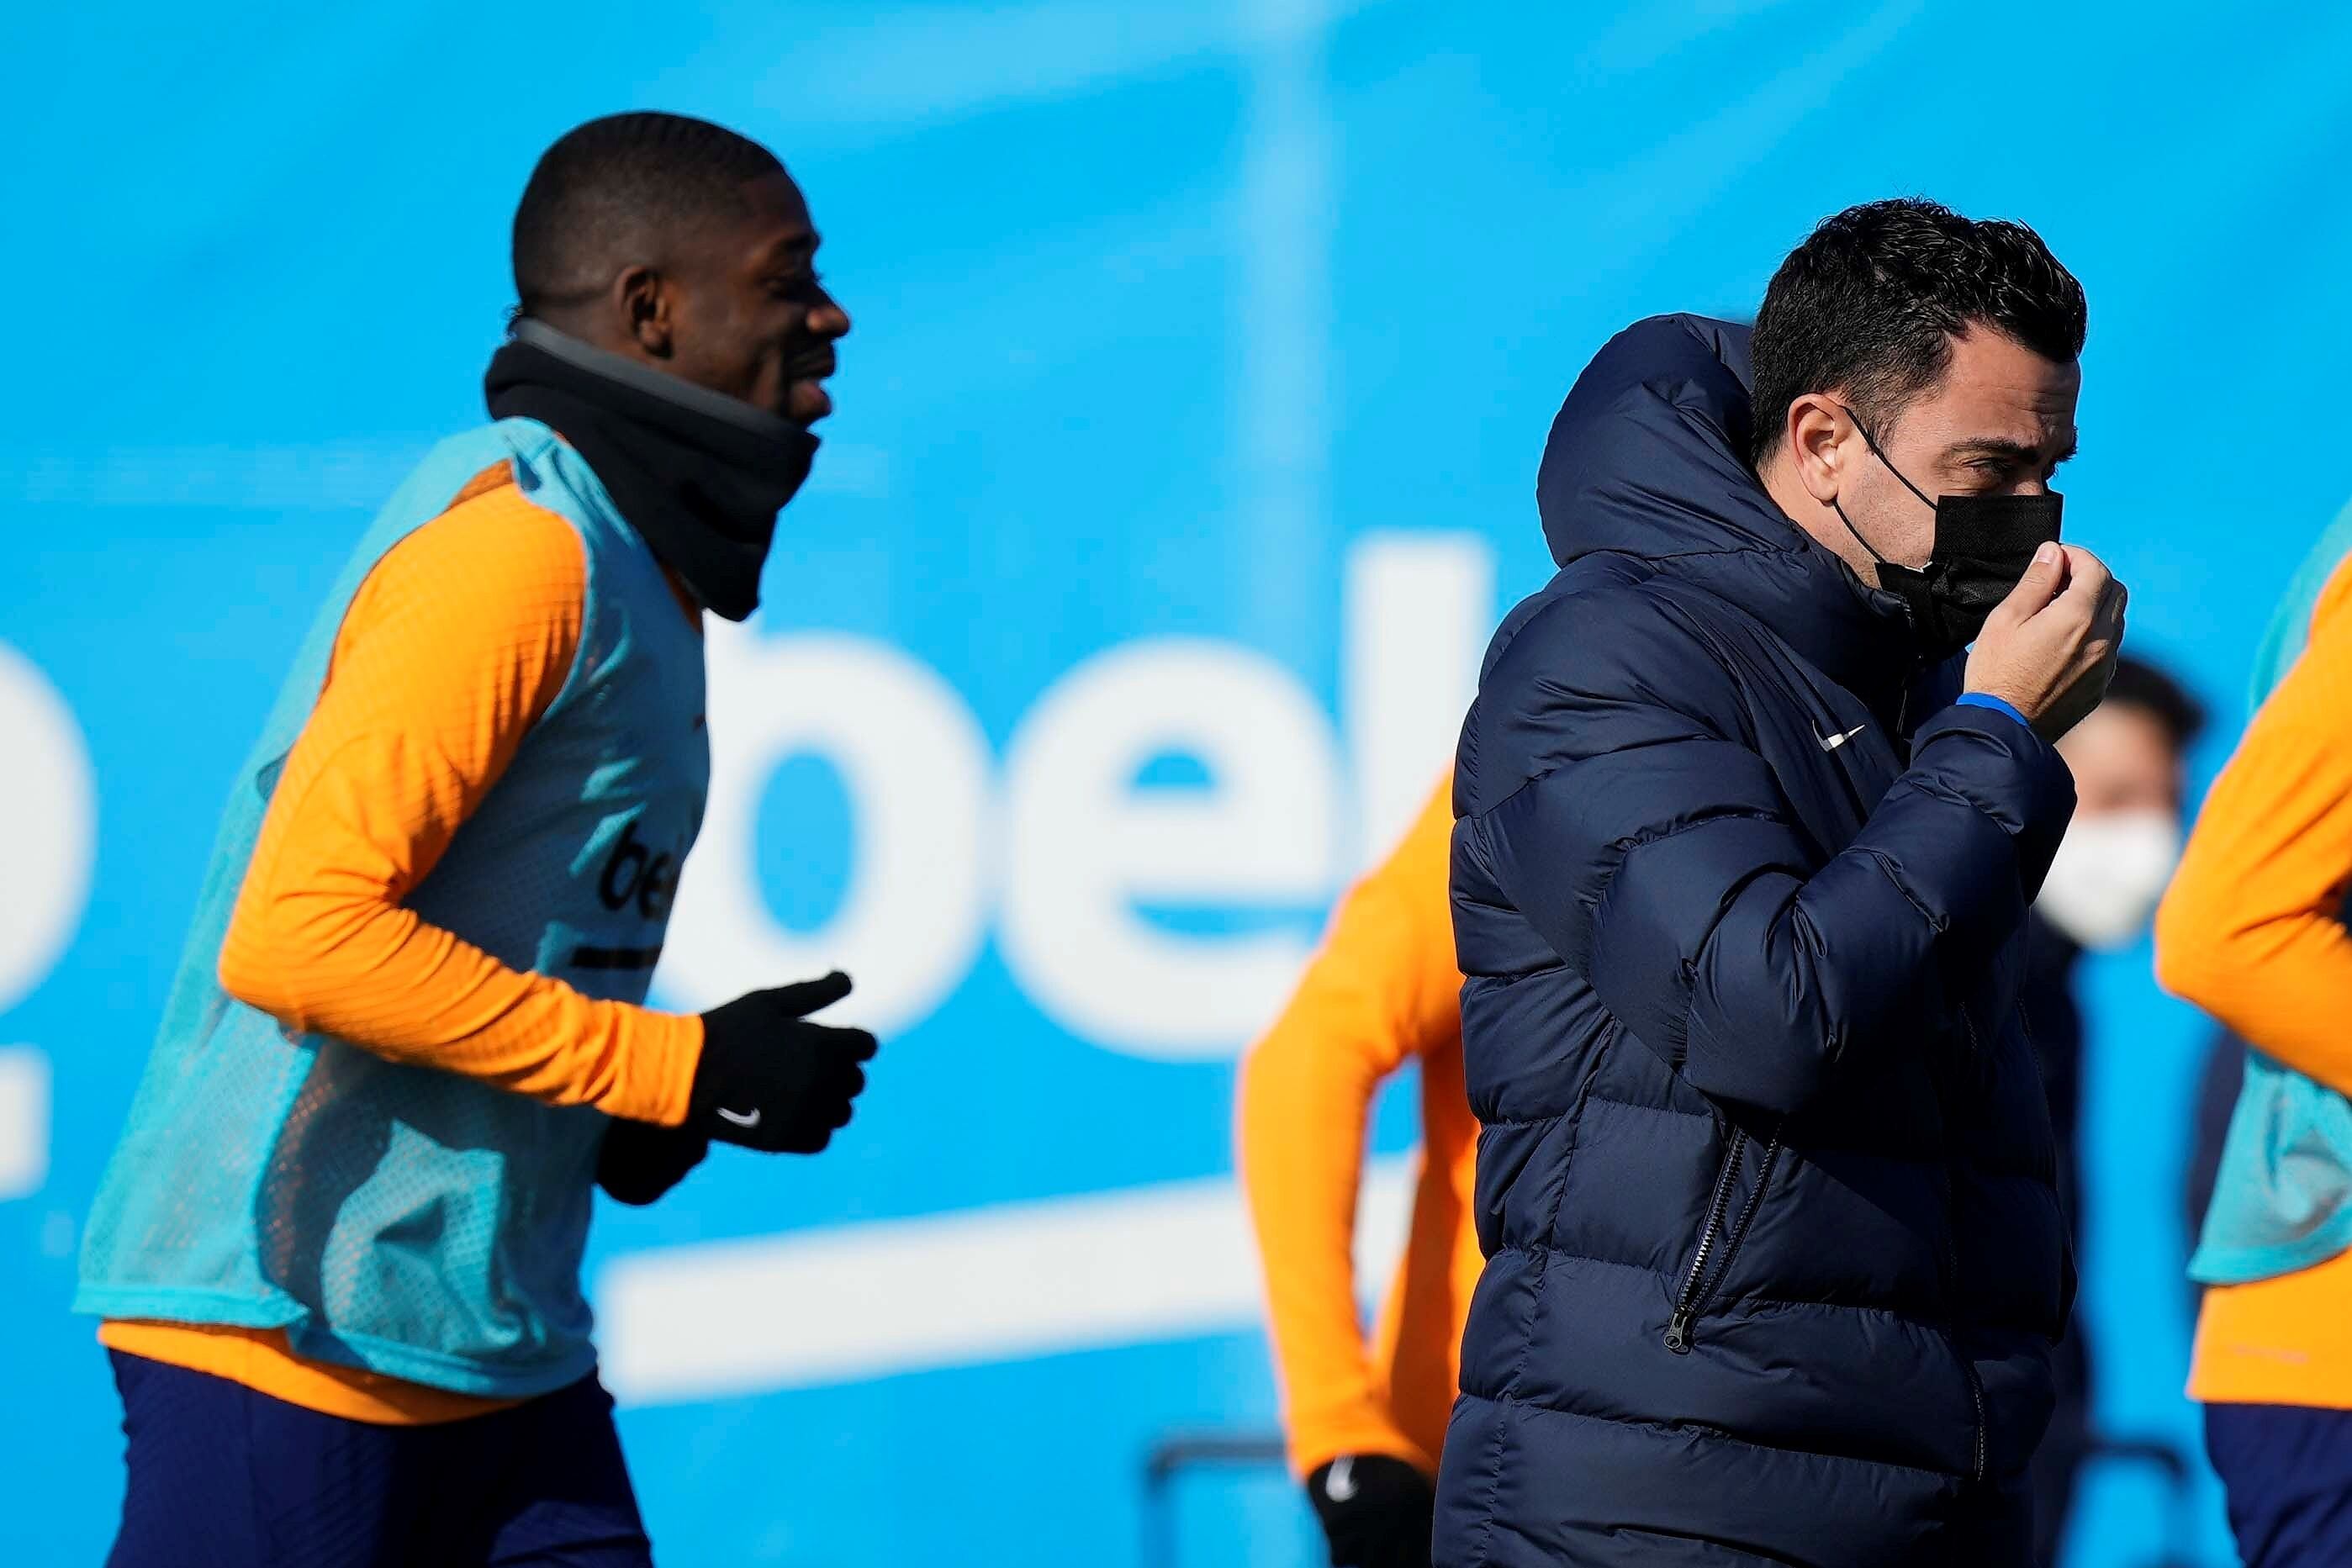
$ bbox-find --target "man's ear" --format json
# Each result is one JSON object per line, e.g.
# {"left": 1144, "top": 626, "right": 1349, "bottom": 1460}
{"left": 1785, "top": 393, "right": 1851, "bottom": 505}
{"left": 616, "top": 264, "right": 673, "bottom": 357}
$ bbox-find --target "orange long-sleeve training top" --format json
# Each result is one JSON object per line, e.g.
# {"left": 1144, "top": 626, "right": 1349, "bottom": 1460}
{"left": 2159, "top": 545, "right": 2352, "bottom": 1408}
{"left": 103, "top": 465, "right": 706, "bottom": 1423}
{"left": 1239, "top": 778, "right": 1482, "bottom": 1479}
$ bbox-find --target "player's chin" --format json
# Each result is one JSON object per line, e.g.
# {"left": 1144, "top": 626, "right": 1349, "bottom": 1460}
{"left": 786, "top": 379, "right": 833, "bottom": 423}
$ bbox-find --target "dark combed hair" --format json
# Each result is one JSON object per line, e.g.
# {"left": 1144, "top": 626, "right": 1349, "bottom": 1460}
{"left": 511, "top": 112, "right": 784, "bottom": 319}
{"left": 1747, "top": 198, "right": 2087, "bottom": 465}
{"left": 2105, "top": 653, "right": 2207, "bottom": 751}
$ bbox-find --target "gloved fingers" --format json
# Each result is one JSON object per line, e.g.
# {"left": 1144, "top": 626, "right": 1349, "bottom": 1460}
{"left": 1329, "top": 1530, "right": 1431, "bottom": 1568}
{"left": 765, "top": 970, "right": 854, "bottom": 1017}
{"left": 824, "top": 1025, "right": 880, "bottom": 1064}
{"left": 597, "top": 1122, "right": 711, "bottom": 1205}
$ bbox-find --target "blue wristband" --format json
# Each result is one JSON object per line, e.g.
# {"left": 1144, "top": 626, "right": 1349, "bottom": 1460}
{"left": 1955, "top": 691, "right": 2032, "bottom": 731}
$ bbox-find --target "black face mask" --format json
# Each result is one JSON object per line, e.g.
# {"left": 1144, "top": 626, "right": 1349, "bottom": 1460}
{"left": 1831, "top": 409, "right": 2062, "bottom": 662}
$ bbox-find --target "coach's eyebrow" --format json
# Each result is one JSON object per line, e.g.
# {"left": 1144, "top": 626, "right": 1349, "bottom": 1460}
{"left": 1947, "top": 435, "right": 2078, "bottom": 466}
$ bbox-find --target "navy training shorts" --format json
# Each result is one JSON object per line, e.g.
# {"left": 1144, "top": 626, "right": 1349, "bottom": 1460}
{"left": 104, "top": 1348, "right": 653, "bottom": 1567}
{"left": 2207, "top": 1401, "right": 2352, "bottom": 1568}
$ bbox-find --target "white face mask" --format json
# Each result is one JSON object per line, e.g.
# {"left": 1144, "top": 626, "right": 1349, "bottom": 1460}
{"left": 2036, "top": 808, "right": 2183, "bottom": 951}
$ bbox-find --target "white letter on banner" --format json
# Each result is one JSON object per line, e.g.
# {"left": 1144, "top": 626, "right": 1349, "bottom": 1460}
{"left": 656, "top": 625, "right": 990, "bottom": 1037}
{"left": 0, "top": 1049, "right": 50, "bottom": 1200}
{"left": 0, "top": 641, "right": 94, "bottom": 1016}
{"left": 1000, "top": 639, "right": 1341, "bottom": 1059}
{"left": 1344, "top": 532, "right": 1493, "bottom": 867}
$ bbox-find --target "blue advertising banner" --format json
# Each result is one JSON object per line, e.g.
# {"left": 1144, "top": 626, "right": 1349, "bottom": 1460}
{"left": 5, "top": 3, "right": 2349, "bottom": 1562}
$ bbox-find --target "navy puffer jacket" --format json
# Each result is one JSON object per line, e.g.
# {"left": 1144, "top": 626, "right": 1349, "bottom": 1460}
{"left": 1434, "top": 316, "right": 2075, "bottom": 1566}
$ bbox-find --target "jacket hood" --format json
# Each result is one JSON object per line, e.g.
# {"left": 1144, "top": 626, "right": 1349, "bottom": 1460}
{"left": 1535, "top": 314, "right": 1920, "bottom": 705}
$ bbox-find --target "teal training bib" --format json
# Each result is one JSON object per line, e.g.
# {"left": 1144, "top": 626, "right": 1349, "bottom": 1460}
{"left": 75, "top": 420, "right": 708, "bottom": 1396}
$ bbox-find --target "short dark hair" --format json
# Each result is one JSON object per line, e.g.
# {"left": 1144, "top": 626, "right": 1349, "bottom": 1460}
{"left": 511, "top": 112, "right": 785, "bottom": 319}
{"left": 1747, "top": 198, "right": 2087, "bottom": 465}
{"left": 2104, "top": 654, "right": 2206, "bottom": 752}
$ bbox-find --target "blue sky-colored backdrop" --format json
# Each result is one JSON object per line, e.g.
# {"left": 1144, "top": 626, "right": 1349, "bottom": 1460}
{"left": 4, "top": 3, "right": 2348, "bottom": 1562}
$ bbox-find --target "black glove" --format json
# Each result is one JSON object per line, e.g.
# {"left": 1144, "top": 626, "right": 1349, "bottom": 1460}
{"left": 595, "top": 1117, "right": 709, "bottom": 1206}
{"left": 690, "top": 971, "right": 877, "bottom": 1153}
{"left": 1306, "top": 1454, "right": 1435, "bottom": 1568}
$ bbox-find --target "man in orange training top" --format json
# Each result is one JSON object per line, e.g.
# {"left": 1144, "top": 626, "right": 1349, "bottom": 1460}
{"left": 2158, "top": 499, "right": 2352, "bottom": 1566}
{"left": 75, "top": 114, "right": 872, "bottom": 1567}
{"left": 1239, "top": 777, "right": 1480, "bottom": 1568}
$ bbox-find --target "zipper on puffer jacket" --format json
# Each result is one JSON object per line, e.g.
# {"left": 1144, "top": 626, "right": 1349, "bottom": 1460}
{"left": 1936, "top": 1185, "right": 1989, "bottom": 1483}
{"left": 1664, "top": 1126, "right": 1784, "bottom": 1354}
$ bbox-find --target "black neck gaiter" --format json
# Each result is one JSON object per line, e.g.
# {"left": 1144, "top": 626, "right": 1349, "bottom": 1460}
{"left": 484, "top": 319, "right": 818, "bottom": 622}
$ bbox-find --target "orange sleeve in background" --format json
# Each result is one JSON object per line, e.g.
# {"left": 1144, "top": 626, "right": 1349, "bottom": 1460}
{"left": 1239, "top": 779, "right": 1466, "bottom": 1478}
{"left": 1365, "top": 1029, "right": 1484, "bottom": 1477}
{"left": 2156, "top": 550, "right": 2352, "bottom": 1095}
{"left": 215, "top": 470, "right": 703, "bottom": 1127}
{"left": 2164, "top": 546, "right": 2352, "bottom": 1409}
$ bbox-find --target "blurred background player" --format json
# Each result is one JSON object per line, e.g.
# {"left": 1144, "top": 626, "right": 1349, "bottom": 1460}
{"left": 2158, "top": 501, "right": 2352, "bottom": 1567}
{"left": 72, "top": 113, "right": 875, "bottom": 1567}
{"left": 2024, "top": 654, "right": 2203, "bottom": 1564}
{"left": 1239, "top": 777, "right": 1477, "bottom": 1568}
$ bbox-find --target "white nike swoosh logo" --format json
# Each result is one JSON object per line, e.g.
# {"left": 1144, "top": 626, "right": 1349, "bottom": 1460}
{"left": 716, "top": 1106, "right": 763, "bottom": 1129}
{"left": 1816, "top": 724, "right": 1868, "bottom": 752}
{"left": 1324, "top": 1455, "right": 1358, "bottom": 1502}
